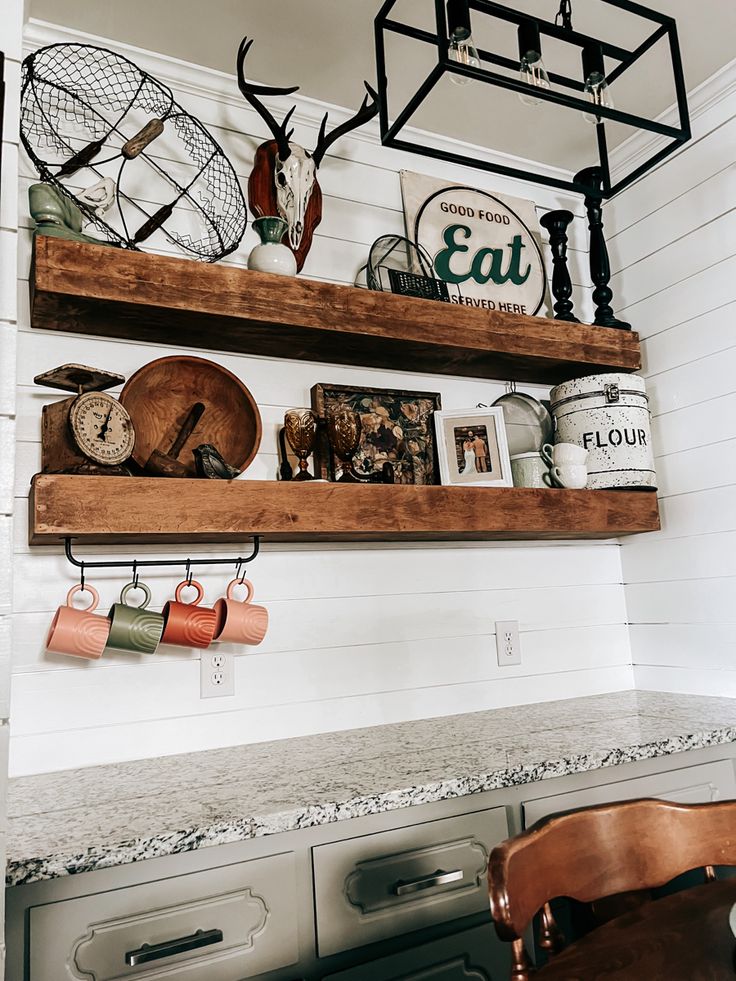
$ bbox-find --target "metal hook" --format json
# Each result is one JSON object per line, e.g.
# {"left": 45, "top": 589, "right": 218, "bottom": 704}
{"left": 505, "top": 380, "right": 517, "bottom": 394}
{"left": 185, "top": 559, "right": 193, "bottom": 588}
{"left": 79, "top": 561, "right": 86, "bottom": 592}
{"left": 235, "top": 559, "right": 247, "bottom": 585}
{"left": 132, "top": 559, "right": 139, "bottom": 589}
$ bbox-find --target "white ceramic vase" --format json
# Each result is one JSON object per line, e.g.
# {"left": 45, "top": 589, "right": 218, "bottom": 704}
{"left": 248, "top": 217, "right": 297, "bottom": 277}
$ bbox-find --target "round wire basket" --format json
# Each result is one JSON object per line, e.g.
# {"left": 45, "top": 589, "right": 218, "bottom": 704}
{"left": 21, "top": 43, "right": 247, "bottom": 262}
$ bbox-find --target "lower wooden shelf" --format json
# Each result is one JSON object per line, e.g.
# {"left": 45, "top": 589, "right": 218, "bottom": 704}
{"left": 30, "top": 474, "right": 660, "bottom": 544}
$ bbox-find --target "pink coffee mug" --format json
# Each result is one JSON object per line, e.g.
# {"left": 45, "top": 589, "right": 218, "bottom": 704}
{"left": 213, "top": 578, "right": 268, "bottom": 646}
{"left": 46, "top": 584, "right": 110, "bottom": 659}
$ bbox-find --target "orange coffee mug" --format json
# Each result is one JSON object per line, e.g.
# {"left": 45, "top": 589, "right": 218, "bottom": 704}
{"left": 46, "top": 584, "right": 110, "bottom": 660}
{"left": 161, "top": 580, "right": 218, "bottom": 649}
{"left": 213, "top": 578, "right": 268, "bottom": 646}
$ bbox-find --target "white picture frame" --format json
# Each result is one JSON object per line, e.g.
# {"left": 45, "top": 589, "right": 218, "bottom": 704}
{"left": 433, "top": 407, "right": 513, "bottom": 487}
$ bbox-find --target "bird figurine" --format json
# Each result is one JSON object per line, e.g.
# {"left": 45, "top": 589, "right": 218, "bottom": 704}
{"left": 193, "top": 443, "right": 242, "bottom": 479}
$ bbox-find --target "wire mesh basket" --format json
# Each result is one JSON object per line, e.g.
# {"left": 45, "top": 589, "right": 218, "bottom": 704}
{"left": 21, "top": 43, "right": 247, "bottom": 262}
{"left": 367, "top": 235, "right": 450, "bottom": 301}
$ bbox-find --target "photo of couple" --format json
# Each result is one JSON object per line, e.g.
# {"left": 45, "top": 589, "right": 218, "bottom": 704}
{"left": 433, "top": 407, "right": 513, "bottom": 487}
{"left": 455, "top": 426, "right": 492, "bottom": 475}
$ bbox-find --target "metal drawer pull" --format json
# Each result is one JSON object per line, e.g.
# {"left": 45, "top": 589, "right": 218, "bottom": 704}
{"left": 125, "top": 928, "right": 224, "bottom": 966}
{"left": 392, "top": 868, "right": 464, "bottom": 896}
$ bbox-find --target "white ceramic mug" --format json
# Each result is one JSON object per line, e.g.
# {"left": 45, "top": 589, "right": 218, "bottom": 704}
{"left": 544, "top": 463, "right": 588, "bottom": 489}
{"left": 510, "top": 452, "right": 547, "bottom": 488}
{"left": 541, "top": 442, "right": 589, "bottom": 466}
{"left": 542, "top": 443, "right": 588, "bottom": 489}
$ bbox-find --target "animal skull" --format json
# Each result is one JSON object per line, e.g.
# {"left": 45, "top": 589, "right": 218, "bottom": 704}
{"left": 238, "top": 37, "right": 378, "bottom": 269}
{"left": 274, "top": 144, "right": 316, "bottom": 250}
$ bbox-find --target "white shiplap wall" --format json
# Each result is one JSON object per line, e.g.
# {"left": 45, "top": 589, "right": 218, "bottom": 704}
{"left": 0, "top": 0, "right": 24, "bottom": 967}
{"left": 9, "top": 21, "right": 633, "bottom": 778}
{"left": 612, "top": 60, "right": 736, "bottom": 696}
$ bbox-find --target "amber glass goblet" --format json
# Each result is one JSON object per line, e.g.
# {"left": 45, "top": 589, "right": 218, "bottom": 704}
{"left": 284, "top": 409, "right": 317, "bottom": 481}
{"left": 327, "top": 408, "right": 362, "bottom": 483}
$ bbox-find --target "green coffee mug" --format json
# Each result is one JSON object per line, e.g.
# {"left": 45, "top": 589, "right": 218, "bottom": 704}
{"left": 105, "top": 581, "right": 164, "bottom": 655}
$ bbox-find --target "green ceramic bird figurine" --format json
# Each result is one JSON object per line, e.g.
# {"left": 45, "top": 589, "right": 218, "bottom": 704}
{"left": 193, "top": 443, "right": 241, "bottom": 479}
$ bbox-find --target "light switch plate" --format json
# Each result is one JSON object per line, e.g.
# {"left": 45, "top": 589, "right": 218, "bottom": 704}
{"left": 495, "top": 620, "right": 521, "bottom": 666}
{"left": 200, "top": 650, "right": 235, "bottom": 697}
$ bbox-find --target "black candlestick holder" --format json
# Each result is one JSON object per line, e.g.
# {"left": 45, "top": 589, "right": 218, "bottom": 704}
{"left": 575, "top": 166, "right": 631, "bottom": 331}
{"left": 540, "top": 210, "right": 579, "bottom": 323}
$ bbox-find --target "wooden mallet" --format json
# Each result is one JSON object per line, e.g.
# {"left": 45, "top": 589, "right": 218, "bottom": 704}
{"left": 145, "top": 402, "right": 205, "bottom": 477}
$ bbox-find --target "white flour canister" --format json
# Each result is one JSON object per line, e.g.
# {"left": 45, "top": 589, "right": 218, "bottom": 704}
{"left": 549, "top": 373, "right": 656, "bottom": 490}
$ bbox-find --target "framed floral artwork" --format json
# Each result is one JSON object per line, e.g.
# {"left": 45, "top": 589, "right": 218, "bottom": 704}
{"left": 311, "top": 383, "right": 441, "bottom": 484}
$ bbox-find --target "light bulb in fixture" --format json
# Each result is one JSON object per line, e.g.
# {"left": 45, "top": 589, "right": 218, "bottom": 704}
{"left": 517, "top": 21, "right": 551, "bottom": 106}
{"left": 446, "top": 0, "right": 480, "bottom": 86}
{"left": 582, "top": 44, "right": 613, "bottom": 124}
{"left": 448, "top": 34, "right": 481, "bottom": 84}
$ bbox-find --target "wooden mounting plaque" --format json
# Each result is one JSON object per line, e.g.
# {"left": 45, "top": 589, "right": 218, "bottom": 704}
{"left": 30, "top": 237, "right": 642, "bottom": 386}
{"left": 30, "top": 474, "right": 660, "bottom": 545}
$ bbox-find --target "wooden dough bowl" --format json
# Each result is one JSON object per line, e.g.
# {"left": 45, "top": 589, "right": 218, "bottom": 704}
{"left": 120, "top": 356, "right": 261, "bottom": 477}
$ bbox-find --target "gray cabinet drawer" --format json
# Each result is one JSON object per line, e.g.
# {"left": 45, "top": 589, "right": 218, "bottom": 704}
{"left": 313, "top": 807, "right": 508, "bottom": 957}
{"left": 523, "top": 759, "right": 736, "bottom": 827}
{"left": 321, "top": 923, "right": 506, "bottom": 980}
{"left": 29, "top": 851, "right": 298, "bottom": 981}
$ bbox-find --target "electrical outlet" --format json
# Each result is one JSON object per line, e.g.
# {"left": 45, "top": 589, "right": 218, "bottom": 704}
{"left": 200, "top": 650, "right": 235, "bottom": 697}
{"left": 495, "top": 620, "right": 521, "bottom": 666}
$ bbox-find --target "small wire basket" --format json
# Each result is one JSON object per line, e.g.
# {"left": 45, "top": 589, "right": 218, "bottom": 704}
{"left": 367, "top": 235, "right": 450, "bottom": 302}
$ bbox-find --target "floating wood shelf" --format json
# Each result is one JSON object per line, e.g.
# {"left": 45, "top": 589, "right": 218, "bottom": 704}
{"left": 30, "top": 475, "right": 660, "bottom": 545}
{"left": 30, "top": 237, "right": 641, "bottom": 385}
{"left": 28, "top": 240, "right": 655, "bottom": 549}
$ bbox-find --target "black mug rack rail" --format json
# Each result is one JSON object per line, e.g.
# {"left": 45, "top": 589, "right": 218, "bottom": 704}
{"left": 63, "top": 536, "right": 261, "bottom": 586}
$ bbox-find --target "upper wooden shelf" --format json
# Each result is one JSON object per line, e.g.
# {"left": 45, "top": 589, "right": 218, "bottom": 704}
{"left": 30, "top": 475, "right": 660, "bottom": 545}
{"left": 30, "top": 237, "right": 641, "bottom": 385}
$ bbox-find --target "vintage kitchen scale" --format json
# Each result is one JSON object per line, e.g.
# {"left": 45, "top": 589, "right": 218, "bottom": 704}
{"left": 36, "top": 356, "right": 262, "bottom": 478}
{"left": 35, "top": 363, "right": 135, "bottom": 474}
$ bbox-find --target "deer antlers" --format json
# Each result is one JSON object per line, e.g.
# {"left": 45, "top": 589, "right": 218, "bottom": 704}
{"left": 236, "top": 36, "right": 380, "bottom": 167}
{"left": 237, "top": 37, "right": 299, "bottom": 161}
{"left": 312, "top": 82, "right": 380, "bottom": 167}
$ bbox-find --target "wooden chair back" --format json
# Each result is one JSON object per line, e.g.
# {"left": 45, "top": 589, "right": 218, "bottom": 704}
{"left": 488, "top": 798, "right": 736, "bottom": 973}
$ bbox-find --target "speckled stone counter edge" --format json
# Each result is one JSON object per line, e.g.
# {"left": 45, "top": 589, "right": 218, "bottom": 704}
{"left": 8, "top": 726, "right": 736, "bottom": 887}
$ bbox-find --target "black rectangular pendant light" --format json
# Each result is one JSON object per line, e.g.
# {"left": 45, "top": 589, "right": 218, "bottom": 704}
{"left": 374, "top": 0, "right": 691, "bottom": 198}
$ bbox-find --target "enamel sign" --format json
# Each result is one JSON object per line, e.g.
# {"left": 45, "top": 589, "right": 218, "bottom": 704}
{"left": 400, "top": 170, "right": 546, "bottom": 315}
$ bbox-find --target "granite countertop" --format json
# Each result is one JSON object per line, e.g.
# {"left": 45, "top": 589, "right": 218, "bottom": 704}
{"left": 6, "top": 690, "right": 736, "bottom": 887}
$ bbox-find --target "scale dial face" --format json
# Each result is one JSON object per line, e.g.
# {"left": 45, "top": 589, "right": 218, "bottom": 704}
{"left": 68, "top": 392, "right": 136, "bottom": 465}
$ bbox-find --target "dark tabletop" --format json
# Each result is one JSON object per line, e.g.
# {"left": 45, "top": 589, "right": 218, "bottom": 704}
{"left": 539, "top": 878, "right": 736, "bottom": 980}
